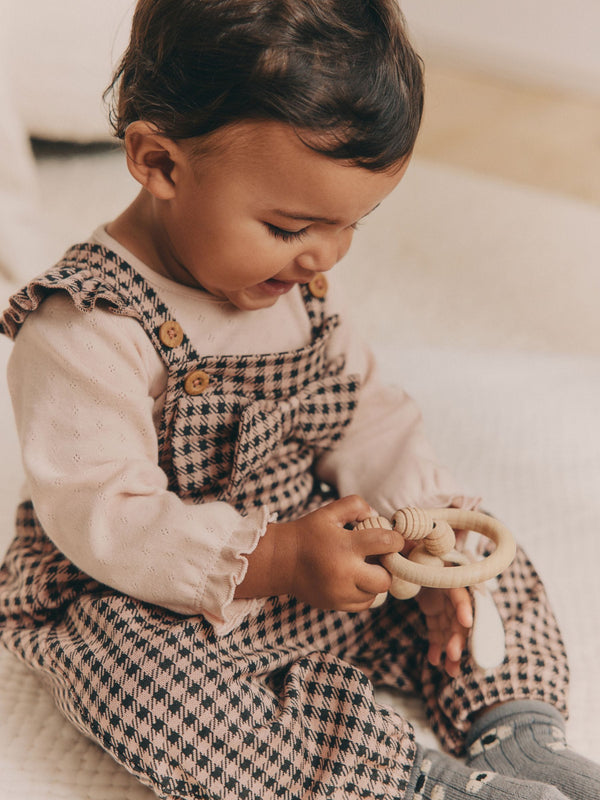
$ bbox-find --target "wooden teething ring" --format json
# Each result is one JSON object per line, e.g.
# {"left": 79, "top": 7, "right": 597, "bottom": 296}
{"left": 356, "top": 507, "right": 516, "bottom": 602}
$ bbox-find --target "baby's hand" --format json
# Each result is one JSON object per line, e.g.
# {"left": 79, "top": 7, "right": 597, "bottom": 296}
{"left": 416, "top": 586, "right": 473, "bottom": 678}
{"left": 288, "top": 495, "right": 406, "bottom": 612}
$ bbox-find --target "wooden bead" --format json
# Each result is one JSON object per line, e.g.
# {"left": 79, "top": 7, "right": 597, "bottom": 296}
{"left": 391, "top": 507, "right": 435, "bottom": 540}
{"left": 389, "top": 575, "right": 421, "bottom": 600}
{"left": 424, "top": 520, "right": 456, "bottom": 558}
{"left": 409, "top": 543, "right": 445, "bottom": 569}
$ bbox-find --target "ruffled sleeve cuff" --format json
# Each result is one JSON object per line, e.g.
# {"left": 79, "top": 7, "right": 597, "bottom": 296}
{"left": 192, "top": 504, "right": 272, "bottom": 637}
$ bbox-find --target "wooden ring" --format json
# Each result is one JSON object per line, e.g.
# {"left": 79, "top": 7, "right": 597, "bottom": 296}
{"left": 381, "top": 508, "right": 516, "bottom": 590}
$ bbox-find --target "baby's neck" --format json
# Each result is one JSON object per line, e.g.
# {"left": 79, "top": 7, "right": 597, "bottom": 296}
{"left": 106, "top": 191, "right": 170, "bottom": 280}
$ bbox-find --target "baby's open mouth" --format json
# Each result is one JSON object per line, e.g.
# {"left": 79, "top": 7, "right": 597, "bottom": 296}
{"left": 260, "top": 278, "right": 295, "bottom": 295}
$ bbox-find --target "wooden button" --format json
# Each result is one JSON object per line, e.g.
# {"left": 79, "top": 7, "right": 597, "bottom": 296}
{"left": 159, "top": 320, "right": 184, "bottom": 348}
{"left": 308, "top": 273, "right": 328, "bottom": 298}
{"left": 184, "top": 369, "right": 210, "bottom": 396}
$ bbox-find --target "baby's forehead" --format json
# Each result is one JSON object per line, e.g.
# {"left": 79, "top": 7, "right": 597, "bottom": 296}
{"left": 187, "top": 120, "right": 406, "bottom": 212}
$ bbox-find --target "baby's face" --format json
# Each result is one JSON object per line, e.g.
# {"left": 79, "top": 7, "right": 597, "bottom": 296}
{"left": 160, "top": 120, "right": 407, "bottom": 310}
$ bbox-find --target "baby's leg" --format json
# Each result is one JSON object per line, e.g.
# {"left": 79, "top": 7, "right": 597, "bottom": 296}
{"left": 436, "top": 544, "right": 568, "bottom": 753}
{"left": 0, "top": 517, "right": 573, "bottom": 800}
{"left": 353, "top": 544, "right": 569, "bottom": 757}
{"left": 42, "top": 592, "right": 423, "bottom": 799}
{"left": 46, "top": 590, "right": 571, "bottom": 800}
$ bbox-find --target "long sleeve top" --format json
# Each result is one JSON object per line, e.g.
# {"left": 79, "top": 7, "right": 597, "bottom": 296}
{"left": 6, "top": 227, "right": 477, "bottom": 634}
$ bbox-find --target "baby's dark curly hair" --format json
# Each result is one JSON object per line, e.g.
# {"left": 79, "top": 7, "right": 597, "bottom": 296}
{"left": 106, "top": 0, "right": 424, "bottom": 171}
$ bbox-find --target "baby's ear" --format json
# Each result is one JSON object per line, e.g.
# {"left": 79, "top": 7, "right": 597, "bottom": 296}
{"left": 123, "top": 121, "right": 180, "bottom": 200}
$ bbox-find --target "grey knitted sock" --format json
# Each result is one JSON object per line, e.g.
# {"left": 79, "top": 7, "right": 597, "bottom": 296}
{"left": 465, "top": 701, "right": 600, "bottom": 800}
{"left": 406, "top": 745, "right": 568, "bottom": 800}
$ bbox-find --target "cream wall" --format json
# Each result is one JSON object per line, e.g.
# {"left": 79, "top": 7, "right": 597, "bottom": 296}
{"left": 401, "top": 0, "right": 600, "bottom": 97}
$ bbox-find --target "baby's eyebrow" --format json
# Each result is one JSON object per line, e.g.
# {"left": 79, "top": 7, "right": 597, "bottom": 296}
{"left": 271, "top": 203, "right": 381, "bottom": 226}
{"left": 273, "top": 210, "right": 340, "bottom": 225}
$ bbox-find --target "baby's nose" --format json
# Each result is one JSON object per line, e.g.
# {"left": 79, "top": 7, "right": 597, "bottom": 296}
{"left": 297, "top": 230, "right": 353, "bottom": 273}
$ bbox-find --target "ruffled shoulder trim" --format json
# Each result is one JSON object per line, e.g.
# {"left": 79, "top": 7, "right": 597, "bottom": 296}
{"left": 0, "top": 243, "right": 138, "bottom": 340}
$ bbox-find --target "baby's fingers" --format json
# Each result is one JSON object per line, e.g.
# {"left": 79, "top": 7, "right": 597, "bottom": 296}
{"left": 447, "top": 586, "right": 474, "bottom": 629}
{"left": 353, "top": 527, "right": 405, "bottom": 559}
{"left": 446, "top": 629, "right": 466, "bottom": 664}
{"left": 356, "top": 560, "right": 395, "bottom": 598}
{"left": 323, "top": 494, "right": 373, "bottom": 526}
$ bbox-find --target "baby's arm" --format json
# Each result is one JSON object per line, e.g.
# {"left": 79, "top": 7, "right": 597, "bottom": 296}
{"left": 7, "top": 295, "right": 268, "bottom": 631}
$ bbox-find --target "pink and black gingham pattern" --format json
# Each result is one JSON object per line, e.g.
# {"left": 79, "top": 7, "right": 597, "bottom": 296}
{"left": 0, "top": 244, "right": 569, "bottom": 798}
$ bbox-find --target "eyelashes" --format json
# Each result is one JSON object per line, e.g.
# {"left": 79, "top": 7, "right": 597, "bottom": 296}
{"left": 265, "top": 221, "right": 362, "bottom": 243}
{"left": 264, "top": 223, "right": 310, "bottom": 243}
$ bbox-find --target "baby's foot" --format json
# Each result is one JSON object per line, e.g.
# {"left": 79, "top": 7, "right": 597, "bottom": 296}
{"left": 466, "top": 701, "right": 600, "bottom": 800}
{"left": 407, "top": 745, "right": 567, "bottom": 800}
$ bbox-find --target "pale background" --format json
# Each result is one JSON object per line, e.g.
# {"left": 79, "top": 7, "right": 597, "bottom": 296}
{"left": 0, "top": 2, "right": 599, "bottom": 796}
